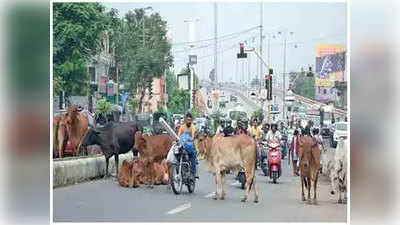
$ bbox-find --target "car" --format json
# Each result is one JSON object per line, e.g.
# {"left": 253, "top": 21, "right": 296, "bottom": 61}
{"left": 331, "top": 122, "right": 348, "bottom": 148}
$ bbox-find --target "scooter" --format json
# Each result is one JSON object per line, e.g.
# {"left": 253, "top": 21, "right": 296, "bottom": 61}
{"left": 267, "top": 140, "right": 282, "bottom": 184}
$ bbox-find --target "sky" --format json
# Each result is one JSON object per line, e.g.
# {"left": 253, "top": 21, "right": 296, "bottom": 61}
{"left": 103, "top": 1, "right": 347, "bottom": 84}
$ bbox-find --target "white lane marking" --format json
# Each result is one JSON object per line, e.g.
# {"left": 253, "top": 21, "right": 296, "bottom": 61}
{"left": 166, "top": 202, "right": 191, "bottom": 215}
{"left": 230, "top": 181, "right": 240, "bottom": 186}
{"left": 204, "top": 192, "right": 215, "bottom": 198}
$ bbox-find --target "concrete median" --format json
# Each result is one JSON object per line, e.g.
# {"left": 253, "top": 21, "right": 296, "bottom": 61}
{"left": 53, "top": 153, "right": 133, "bottom": 188}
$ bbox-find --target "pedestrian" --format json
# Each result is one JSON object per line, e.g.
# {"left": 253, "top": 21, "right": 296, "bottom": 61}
{"left": 290, "top": 129, "right": 300, "bottom": 176}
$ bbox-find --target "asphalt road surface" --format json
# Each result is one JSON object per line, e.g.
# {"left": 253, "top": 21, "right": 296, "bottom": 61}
{"left": 53, "top": 153, "right": 347, "bottom": 222}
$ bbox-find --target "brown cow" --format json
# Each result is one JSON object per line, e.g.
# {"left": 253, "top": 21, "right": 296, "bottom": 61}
{"left": 65, "top": 105, "right": 88, "bottom": 156}
{"left": 196, "top": 133, "right": 259, "bottom": 203}
{"left": 298, "top": 136, "right": 321, "bottom": 204}
{"left": 118, "top": 158, "right": 145, "bottom": 188}
{"left": 153, "top": 160, "right": 169, "bottom": 185}
{"left": 53, "top": 115, "right": 69, "bottom": 158}
{"left": 134, "top": 132, "right": 174, "bottom": 186}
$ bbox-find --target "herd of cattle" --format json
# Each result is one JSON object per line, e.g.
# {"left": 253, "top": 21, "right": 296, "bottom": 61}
{"left": 53, "top": 105, "right": 347, "bottom": 204}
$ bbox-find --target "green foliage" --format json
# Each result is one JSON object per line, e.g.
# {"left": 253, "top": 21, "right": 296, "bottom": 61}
{"left": 251, "top": 109, "right": 264, "bottom": 125}
{"left": 53, "top": 3, "right": 110, "bottom": 95}
{"left": 116, "top": 9, "right": 173, "bottom": 92}
{"left": 292, "top": 71, "right": 315, "bottom": 99}
{"left": 189, "top": 107, "right": 202, "bottom": 119}
{"left": 96, "top": 98, "right": 112, "bottom": 114}
{"left": 167, "top": 89, "right": 190, "bottom": 114}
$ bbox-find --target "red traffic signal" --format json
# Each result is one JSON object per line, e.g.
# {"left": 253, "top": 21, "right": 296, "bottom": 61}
{"left": 237, "top": 43, "right": 247, "bottom": 58}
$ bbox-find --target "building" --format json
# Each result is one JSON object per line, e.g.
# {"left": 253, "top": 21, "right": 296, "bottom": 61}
{"left": 315, "top": 43, "right": 347, "bottom": 108}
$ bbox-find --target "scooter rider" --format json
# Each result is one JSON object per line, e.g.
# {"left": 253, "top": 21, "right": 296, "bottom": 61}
{"left": 266, "top": 123, "right": 282, "bottom": 143}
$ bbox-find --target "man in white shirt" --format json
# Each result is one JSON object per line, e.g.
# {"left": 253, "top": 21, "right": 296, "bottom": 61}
{"left": 266, "top": 123, "right": 282, "bottom": 143}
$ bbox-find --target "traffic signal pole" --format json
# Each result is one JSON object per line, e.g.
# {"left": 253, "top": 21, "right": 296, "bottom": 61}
{"left": 245, "top": 47, "right": 271, "bottom": 124}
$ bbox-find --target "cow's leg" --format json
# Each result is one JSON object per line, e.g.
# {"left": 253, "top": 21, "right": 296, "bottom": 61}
{"left": 313, "top": 172, "right": 319, "bottom": 205}
{"left": 105, "top": 156, "right": 110, "bottom": 177}
{"left": 220, "top": 172, "right": 226, "bottom": 200}
{"left": 253, "top": 174, "right": 259, "bottom": 203}
{"left": 307, "top": 177, "right": 311, "bottom": 204}
{"left": 213, "top": 174, "right": 218, "bottom": 200}
{"left": 114, "top": 154, "right": 119, "bottom": 178}
{"left": 215, "top": 170, "right": 222, "bottom": 200}
{"left": 242, "top": 170, "right": 253, "bottom": 202}
{"left": 338, "top": 191, "right": 342, "bottom": 204}
{"left": 301, "top": 175, "right": 306, "bottom": 201}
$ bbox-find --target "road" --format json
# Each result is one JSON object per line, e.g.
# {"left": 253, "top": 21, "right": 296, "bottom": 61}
{"left": 53, "top": 154, "right": 346, "bottom": 222}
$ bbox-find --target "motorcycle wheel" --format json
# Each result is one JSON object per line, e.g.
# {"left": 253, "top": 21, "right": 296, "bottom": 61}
{"left": 187, "top": 176, "right": 195, "bottom": 193}
{"left": 272, "top": 171, "right": 278, "bottom": 184}
{"left": 238, "top": 173, "right": 246, "bottom": 189}
{"left": 261, "top": 157, "right": 268, "bottom": 176}
{"left": 170, "top": 164, "right": 182, "bottom": 195}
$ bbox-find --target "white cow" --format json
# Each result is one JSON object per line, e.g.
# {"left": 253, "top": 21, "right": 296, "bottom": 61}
{"left": 329, "top": 138, "right": 348, "bottom": 204}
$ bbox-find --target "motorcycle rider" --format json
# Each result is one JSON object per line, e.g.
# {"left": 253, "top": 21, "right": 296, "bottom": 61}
{"left": 223, "top": 118, "right": 235, "bottom": 137}
{"left": 177, "top": 113, "right": 198, "bottom": 179}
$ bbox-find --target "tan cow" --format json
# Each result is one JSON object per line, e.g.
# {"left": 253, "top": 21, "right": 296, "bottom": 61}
{"left": 65, "top": 105, "right": 88, "bottom": 156}
{"left": 196, "top": 133, "right": 259, "bottom": 203}
{"left": 298, "top": 136, "right": 321, "bottom": 204}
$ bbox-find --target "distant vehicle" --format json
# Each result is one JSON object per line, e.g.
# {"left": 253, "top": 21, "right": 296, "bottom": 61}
{"left": 331, "top": 122, "right": 348, "bottom": 148}
{"left": 173, "top": 114, "right": 184, "bottom": 127}
{"left": 152, "top": 112, "right": 173, "bottom": 135}
{"left": 230, "top": 95, "right": 238, "bottom": 102}
{"left": 319, "top": 105, "right": 335, "bottom": 137}
{"left": 227, "top": 107, "right": 248, "bottom": 129}
{"left": 193, "top": 117, "right": 208, "bottom": 132}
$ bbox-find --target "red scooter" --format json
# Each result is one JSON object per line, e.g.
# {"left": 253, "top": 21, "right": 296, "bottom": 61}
{"left": 267, "top": 140, "right": 282, "bottom": 183}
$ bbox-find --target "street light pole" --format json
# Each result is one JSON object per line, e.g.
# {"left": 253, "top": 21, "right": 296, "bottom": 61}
{"left": 259, "top": 1, "right": 263, "bottom": 92}
{"left": 283, "top": 32, "right": 287, "bottom": 122}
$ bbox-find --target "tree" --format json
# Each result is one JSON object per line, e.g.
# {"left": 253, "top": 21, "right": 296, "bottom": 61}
{"left": 53, "top": 3, "right": 110, "bottom": 95}
{"left": 115, "top": 9, "right": 173, "bottom": 112}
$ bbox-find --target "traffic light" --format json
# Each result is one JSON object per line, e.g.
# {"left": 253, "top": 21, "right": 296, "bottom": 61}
{"left": 237, "top": 43, "right": 247, "bottom": 58}
{"left": 267, "top": 68, "right": 273, "bottom": 100}
{"left": 268, "top": 75, "right": 273, "bottom": 100}
{"left": 147, "top": 79, "right": 153, "bottom": 98}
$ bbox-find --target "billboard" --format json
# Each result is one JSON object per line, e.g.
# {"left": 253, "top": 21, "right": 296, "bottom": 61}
{"left": 315, "top": 43, "right": 346, "bottom": 102}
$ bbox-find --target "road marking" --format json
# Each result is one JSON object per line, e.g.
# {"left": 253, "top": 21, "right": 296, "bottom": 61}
{"left": 230, "top": 181, "right": 240, "bottom": 186}
{"left": 204, "top": 192, "right": 215, "bottom": 198}
{"left": 166, "top": 202, "right": 191, "bottom": 215}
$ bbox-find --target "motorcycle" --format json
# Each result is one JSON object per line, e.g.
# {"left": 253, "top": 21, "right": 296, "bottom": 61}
{"left": 159, "top": 118, "right": 196, "bottom": 195}
{"left": 267, "top": 140, "right": 282, "bottom": 184}
{"left": 169, "top": 141, "right": 196, "bottom": 194}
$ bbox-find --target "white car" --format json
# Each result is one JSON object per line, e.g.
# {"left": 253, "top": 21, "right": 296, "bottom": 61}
{"left": 332, "top": 122, "right": 348, "bottom": 148}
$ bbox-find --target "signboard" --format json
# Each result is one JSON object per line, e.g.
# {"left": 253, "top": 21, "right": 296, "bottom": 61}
{"left": 315, "top": 78, "right": 334, "bottom": 87}
{"left": 177, "top": 73, "right": 190, "bottom": 90}
{"left": 189, "top": 55, "right": 197, "bottom": 65}
{"left": 98, "top": 76, "right": 107, "bottom": 93}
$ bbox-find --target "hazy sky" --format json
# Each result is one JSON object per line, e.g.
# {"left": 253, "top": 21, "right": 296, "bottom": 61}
{"left": 103, "top": 2, "right": 346, "bottom": 84}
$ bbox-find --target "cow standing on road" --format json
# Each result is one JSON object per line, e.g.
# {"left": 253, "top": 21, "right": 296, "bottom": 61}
{"left": 64, "top": 105, "right": 88, "bottom": 156}
{"left": 196, "top": 133, "right": 259, "bottom": 203}
{"left": 330, "top": 139, "right": 347, "bottom": 204}
{"left": 298, "top": 136, "right": 321, "bottom": 204}
{"left": 82, "top": 122, "right": 140, "bottom": 178}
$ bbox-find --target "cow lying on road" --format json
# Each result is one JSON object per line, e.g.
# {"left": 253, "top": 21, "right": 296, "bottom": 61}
{"left": 119, "top": 158, "right": 169, "bottom": 188}
{"left": 134, "top": 132, "right": 174, "bottom": 186}
{"left": 330, "top": 139, "right": 347, "bottom": 204}
{"left": 82, "top": 122, "right": 140, "bottom": 178}
{"left": 196, "top": 133, "right": 259, "bottom": 203}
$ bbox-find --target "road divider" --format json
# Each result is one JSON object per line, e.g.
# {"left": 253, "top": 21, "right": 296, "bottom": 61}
{"left": 53, "top": 153, "right": 133, "bottom": 188}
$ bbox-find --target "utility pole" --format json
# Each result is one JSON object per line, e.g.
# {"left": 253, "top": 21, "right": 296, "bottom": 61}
{"left": 214, "top": 2, "right": 218, "bottom": 85}
{"left": 184, "top": 18, "right": 199, "bottom": 109}
{"left": 259, "top": 1, "right": 263, "bottom": 92}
